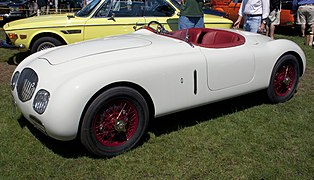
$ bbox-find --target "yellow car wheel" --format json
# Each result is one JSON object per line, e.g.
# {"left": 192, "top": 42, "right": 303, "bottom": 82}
{"left": 31, "top": 37, "right": 63, "bottom": 53}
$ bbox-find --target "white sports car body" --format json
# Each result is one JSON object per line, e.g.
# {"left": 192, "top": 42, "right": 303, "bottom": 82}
{"left": 11, "top": 23, "right": 306, "bottom": 156}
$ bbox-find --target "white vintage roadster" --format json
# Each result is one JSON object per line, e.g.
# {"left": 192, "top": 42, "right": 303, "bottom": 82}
{"left": 11, "top": 22, "right": 306, "bottom": 157}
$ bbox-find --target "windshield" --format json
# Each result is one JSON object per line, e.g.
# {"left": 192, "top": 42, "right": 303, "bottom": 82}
{"left": 170, "top": 0, "right": 180, "bottom": 9}
{"left": 76, "top": 0, "right": 102, "bottom": 17}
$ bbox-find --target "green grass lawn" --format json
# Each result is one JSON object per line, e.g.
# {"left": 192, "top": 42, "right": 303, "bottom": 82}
{"left": 0, "top": 28, "right": 314, "bottom": 179}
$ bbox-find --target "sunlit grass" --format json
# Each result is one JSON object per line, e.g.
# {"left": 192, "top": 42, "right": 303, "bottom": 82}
{"left": 0, "top": 28, "right": 313, "bottom": 179}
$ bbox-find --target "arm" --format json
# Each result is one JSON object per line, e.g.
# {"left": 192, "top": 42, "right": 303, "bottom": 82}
{"left": 261, "top": 0, "right": 270, "bottom": 20}
{"left": 233, "top": 16, "right": 243, "bottom": 29}
{"left": 258, "top": 0, "right": 270, "bottom": 32}
{"left": 233, "top": 2, "right": 244, "bottom": 28}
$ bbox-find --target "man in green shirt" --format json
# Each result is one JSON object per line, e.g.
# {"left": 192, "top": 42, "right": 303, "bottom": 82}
{"left": 178, "top": 0, "right": 204, "bottom": 30}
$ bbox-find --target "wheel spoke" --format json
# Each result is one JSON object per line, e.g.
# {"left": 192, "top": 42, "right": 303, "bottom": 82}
{"left": 93, "top": 99, "right": 139, "bottom": 146}
{"left": 274, "top": 63, "right": 295, "bottom": 96}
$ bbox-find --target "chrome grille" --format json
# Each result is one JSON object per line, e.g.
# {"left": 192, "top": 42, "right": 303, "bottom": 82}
{"left": 17, "top": 68, "right": 38, "bottom": 102}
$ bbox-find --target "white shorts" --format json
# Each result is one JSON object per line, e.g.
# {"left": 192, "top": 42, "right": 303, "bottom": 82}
{"left": 268, "top": 9, "right": 280, "bottom": 25}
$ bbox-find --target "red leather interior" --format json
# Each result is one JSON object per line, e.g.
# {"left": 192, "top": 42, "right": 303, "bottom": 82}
{"left": 168, "top": 28, "right": 245, "bottom": 48}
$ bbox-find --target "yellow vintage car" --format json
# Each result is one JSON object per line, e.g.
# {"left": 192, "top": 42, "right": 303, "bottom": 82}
{"left": 3, "top": 0, "right": 233, "bottom": 53}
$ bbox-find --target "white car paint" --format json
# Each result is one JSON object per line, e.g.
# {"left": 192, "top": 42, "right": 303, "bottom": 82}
{"left": 11, "top": 28, "right": 306, "bottom": 141}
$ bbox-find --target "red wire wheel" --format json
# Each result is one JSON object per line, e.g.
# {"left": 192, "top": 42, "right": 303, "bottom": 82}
{"left": 267, "top": 54, "right": 300, "bottom": 103}
{"left": 81, "top": 87, "right": 149, "bottom": 157}
{"left": 273, "top": 63, "right": 295, "bottom": 97}
{"left": 92, "top": 99, "right": 139, "bottom": 147}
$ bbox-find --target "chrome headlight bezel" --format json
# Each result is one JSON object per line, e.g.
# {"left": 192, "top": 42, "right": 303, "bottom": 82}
{"left": 17, "top": 68, "right": 38, "bottom": 102}
{"left": 33, "top": 89, "right": 50, "bottom": 114}
{"left": 11, "top": 71, "right": 20, "bottom": 91}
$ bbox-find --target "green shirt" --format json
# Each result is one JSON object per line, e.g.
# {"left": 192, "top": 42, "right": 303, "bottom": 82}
{"left": 180, "top": 0, "right": 204, "bottom": 17}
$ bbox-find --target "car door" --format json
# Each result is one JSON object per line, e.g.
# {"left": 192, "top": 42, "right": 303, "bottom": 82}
{"left": 200, "top": 46, "right": 255, "bottom": 91}
{"left": 84, "top": 0, "right": 146, "bottom": 40}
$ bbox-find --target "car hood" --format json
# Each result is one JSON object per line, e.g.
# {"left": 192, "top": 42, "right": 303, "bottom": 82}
{"left": 4, "top": 14, "right": 84, "bottom": 30}
{"left": 39, "top": 35, "right": 152, "bottom": 65}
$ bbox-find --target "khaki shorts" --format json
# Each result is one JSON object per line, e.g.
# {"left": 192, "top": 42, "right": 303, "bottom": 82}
{"left": 296, "top": 5, "right": 314, "bottom": 25}
{"left": 268, "top": 9, "right": 280, "bottom": 25}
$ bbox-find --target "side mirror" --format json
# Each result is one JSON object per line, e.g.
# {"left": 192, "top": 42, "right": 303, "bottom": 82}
{"left": 108, "top": 13, "right": 116, "bottom": 22}
{"left": 133, "top": 22, "right": 145, "bottom": 31}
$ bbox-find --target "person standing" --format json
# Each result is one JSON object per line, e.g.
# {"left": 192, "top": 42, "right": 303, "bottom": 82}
{"left": 293, "top": 0, "right": 314, "bottom": 46}
{"left": 36, "top": 0, "right": 48, "bottom": 15}
{"left": 266, "top": 0, "right": 281, "bottom": 39}
{"left": 178, "top": 0, "right": 204, "bottom": 30}
{"left": 233, "top": 0, "right": 270, "bottom": 33}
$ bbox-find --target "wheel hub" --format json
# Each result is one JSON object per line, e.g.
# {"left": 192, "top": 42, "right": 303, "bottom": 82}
{"left": 283, "top": 77, "right": 291, "bottom": 86}
{"left": 114, "top": 119, "right": 126, "bottom": 132}
{"left": 92, "top": 98, "right": 140, "bottom": 147}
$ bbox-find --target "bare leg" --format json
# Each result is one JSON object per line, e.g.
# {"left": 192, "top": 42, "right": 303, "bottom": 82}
{"left": 310, "top": 24, "right": 314, "bottom": 47}
{"left": 305, "top": 24, "right": 314, "bottom": 46}
{"left": 265, "top": 24, "right": 270, "bottom": 37}
{"left": 270, "top": 23, "right": 276, "bottom": 39}
{"left": 301, "top": 24, "right": 306, "bottom": 37}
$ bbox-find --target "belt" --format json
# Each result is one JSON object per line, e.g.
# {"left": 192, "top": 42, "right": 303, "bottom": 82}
{"left": 244, "top": 14, "right": 262, "bottom": 17}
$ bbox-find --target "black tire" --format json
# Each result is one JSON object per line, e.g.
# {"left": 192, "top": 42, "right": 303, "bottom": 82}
{"left": 267, "top": 54, "right": 300, "bottom": 103}
{"left": 31, "top": 37, "right": 63, "bottom": 53}
{"left": 80, "top": 87, "right": 149, "bottom": 157}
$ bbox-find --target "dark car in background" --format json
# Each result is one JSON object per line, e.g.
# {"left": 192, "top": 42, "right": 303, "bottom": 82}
{"left": 0, "top": 0, "right": 30, "bottom": 23}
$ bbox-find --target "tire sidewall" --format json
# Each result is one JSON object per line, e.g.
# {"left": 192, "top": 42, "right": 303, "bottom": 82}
{"left": 81, "top": 87, "right": 149, "bottom": 157}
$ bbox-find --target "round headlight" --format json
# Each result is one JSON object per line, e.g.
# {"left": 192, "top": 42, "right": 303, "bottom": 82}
{"left": 10, "top": 7, "right": 20, "bottom": 11}
{"left": 11, "top": 71, "right": 20, "bottom": 91}
{"left": 33, "top": 89, "right": 50, "bottom": 114}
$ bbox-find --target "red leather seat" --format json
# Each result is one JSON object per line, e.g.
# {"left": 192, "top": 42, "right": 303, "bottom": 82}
{"left": 169, "top": 28, "right": 202, "bottom": 44}
{"left": 167, "top": 28, "right": 245, "bottom": 48}
{"left": 200, "top": 32, "right": 217, "bottom": 45}
{"left": 200, "top": 30, "right": 245, "bottom": 48}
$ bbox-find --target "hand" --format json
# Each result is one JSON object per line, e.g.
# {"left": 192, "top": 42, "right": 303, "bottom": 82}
{"left": 233, "top": 16, "right": 242, "bottom": 29}
{"left": 258, "top": 23, "right": 265, "bottom": 33}
{"left": 233, "top": 20, "right": 240, "bottom": 29}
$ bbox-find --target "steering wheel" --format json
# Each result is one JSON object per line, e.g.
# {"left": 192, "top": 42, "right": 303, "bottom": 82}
{"left": 147, "top": 21, "right": 167, "bottom": 34}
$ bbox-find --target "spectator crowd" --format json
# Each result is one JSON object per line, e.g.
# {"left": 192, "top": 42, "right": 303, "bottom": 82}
{"left": 178, "top": 0, "right": 313, "bottom": 47}
{"left": 28, "top": 0, "right": 85, "bottom": 16}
